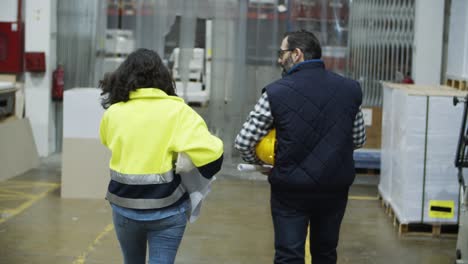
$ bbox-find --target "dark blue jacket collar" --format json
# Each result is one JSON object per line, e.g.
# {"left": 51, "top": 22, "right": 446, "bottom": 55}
{"left": 286, "top": 59, "right": 324, "bottom": 75}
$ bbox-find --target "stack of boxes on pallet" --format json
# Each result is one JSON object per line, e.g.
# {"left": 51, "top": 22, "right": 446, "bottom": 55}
{"left": 379, "top": 82, "right": 466, "bottom": 226}
{"left": 446, "top": 0, "right": 468, "bottom": 90}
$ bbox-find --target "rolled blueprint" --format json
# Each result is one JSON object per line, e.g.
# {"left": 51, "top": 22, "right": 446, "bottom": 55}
{"left": 237, "top": 163, "right": 273, "bottom": 172}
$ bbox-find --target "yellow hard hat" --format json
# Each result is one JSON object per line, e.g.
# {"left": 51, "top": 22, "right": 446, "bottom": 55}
{"left": 255, "top": 129, "right": 276, "bottom": 165}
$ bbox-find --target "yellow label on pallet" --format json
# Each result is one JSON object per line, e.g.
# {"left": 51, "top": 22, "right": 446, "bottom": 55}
{"left": 429, "top": 200, "right": 455, "bottom": 219}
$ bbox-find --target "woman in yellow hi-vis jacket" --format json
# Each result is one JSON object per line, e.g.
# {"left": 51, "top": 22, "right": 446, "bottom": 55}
{"left": 99, "top": 48, "right": 223, "bottom": 264}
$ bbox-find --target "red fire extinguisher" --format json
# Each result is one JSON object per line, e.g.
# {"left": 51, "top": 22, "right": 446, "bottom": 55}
{"left": 52, "top": 64, "right": 64, "bottom": 101}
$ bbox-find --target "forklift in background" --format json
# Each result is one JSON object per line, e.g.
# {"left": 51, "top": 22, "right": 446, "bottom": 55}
{"left": 454, "top": 94, "right": 468, "bottom": 263}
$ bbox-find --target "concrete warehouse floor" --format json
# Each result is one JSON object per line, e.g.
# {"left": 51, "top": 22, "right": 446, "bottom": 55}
{"left": 0, "top": 154, "right": 457, "bottom": 264}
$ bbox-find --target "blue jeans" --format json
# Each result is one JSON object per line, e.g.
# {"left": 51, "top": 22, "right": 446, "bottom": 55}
{"left": 271, "top": 192, "right": 348, "bottom": 264}
{"left": 112, "top": 211, "right": 187, "bottom": 264}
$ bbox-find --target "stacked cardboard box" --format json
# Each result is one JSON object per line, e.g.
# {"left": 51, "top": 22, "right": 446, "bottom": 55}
{"left": 361, "top": 106, "right": 382, "bottom": 149}
{"left": 0, "top": 117, "right": 39, "bottom": 181}
{"left": 61, "top": 88, "right": 110, "bottom": 199}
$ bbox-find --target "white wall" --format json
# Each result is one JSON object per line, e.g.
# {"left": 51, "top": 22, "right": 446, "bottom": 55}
{"left": 24, "top": 0, "right": 57, "bottom": 156}
{"left": 412, "top": 0, "right": 445, "bottom": 85}
{"left": 0, "top": 0, "right": 18, "bottom": 22}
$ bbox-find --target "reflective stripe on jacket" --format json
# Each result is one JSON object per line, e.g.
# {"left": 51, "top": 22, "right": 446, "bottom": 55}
{"left": 99, "top": 88, "right": 223, "bottom": 209}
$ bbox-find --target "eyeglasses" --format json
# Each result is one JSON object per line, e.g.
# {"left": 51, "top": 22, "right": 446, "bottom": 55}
{"left": 277, "top": 48, "right": 294, "bottom": 58}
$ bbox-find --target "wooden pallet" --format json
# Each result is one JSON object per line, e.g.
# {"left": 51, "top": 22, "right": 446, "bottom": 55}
{"left": 395, "top": 218, "right": 458, "bottom": 237}
{"left": 379, "top": 197, "right": 394, "bottom": 217}
{"left": 379, "top": 195, "right": 458, "bottom": 237}
{"left": 355, "top": 168, "right": 380, "bottom": 176}
{"left": 446, "top": 78, "right": 467, "bottom": 90}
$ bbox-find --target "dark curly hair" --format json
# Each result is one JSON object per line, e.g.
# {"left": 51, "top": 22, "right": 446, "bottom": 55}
{"left": 99, "top": 48, "right": 176, "bottom": 109}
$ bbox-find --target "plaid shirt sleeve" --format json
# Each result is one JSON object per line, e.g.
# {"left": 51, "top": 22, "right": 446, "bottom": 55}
{"left": 234, "top": 92, "right": 274, "bottom": 164}
{"left": 353, "top": 107, "right": 366, "bottom": 149}
{"left": 235, "top": 93, "right": 367, "bottom": 161}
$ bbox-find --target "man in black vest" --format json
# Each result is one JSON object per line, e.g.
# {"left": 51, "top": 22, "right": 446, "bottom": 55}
{"left": 235, "top": 30, "right": 366, "bottom": 264}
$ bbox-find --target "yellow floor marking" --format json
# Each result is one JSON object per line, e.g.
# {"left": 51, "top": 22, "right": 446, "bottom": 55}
{"left": 72, "top": 224, "right": 115, "bottom": 264}
{"left": 0, "top": 189, "right": 36, "bottom": 198}
{"left": 0, "top": 183, "right": 60, "bottom": 225}
{"left": 0, "top": 194, "right": 30, "bottom": 199}
{"left": 2, "top": 183, "right": 41, "bottom": 187}
{"left": 349, "top": 195, "right": 379, "bottom": 201}
{"left": 1, "top": 209, "right": 16, "bottom": 214}
{"left": 4, "top": 180, "right": 59, "bottom": 186}
{"left": 1, "top": 185, "right": 38, "bottom": 189}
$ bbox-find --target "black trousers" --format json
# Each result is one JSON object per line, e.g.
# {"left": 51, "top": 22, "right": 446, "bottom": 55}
{"left": 270, "top": 191, "right": 348, "bottom": 264}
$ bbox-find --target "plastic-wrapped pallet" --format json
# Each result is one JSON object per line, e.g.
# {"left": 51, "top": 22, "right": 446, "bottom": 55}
{"left": 424, "top": 96, "right": 463, "bottom": 223}
{"left": 381, "top": 83, "right": 466, "bottom": 225}
{"left": 379, "top": 86, "right": 394, "bottom": 204}
{"left": 390, "top": 87, "right": 427, "bottom": 224}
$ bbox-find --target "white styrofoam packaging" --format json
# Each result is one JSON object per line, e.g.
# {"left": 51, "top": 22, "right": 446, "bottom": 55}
{"left": 381, "top": 83, "right": 466, "bottom": 224}
{"left": 176, "top": 81, "right": 209, "bottom": 105}
{"left": 63, "top": 88, "right": 105, "bottom": 139}
{"left": 105, "top": 29, "right": 135, "bottom": 55}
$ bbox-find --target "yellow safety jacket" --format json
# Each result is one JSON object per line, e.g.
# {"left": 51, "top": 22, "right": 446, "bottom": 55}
{"left": 99, "top": 88, "right": 223, "bottom": 209}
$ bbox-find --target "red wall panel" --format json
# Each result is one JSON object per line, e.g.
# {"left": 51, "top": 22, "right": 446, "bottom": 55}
{"left": 0, "top": 22, "right": 24, "bottom": 73}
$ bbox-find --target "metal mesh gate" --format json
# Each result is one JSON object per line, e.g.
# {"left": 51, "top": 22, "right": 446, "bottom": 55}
{"left": 347, "top": 0, "right": 415, "bottom": 107}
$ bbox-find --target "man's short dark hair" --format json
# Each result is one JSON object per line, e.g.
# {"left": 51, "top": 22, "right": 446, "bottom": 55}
{"left": 284, "top": 30, "right": 322, "bottom": 60}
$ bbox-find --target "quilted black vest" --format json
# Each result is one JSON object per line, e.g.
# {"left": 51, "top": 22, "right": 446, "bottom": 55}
{"left": 266, "top": 60, "right": 362, "bottom": 193}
